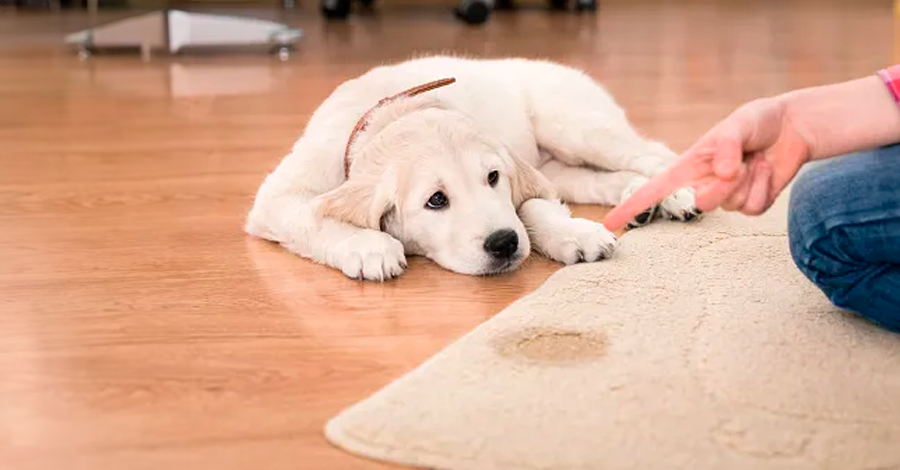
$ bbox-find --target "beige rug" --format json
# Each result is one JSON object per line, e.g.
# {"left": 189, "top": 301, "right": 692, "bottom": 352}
{"left": 325, "top": 193, "right": 900, "bottom": 470}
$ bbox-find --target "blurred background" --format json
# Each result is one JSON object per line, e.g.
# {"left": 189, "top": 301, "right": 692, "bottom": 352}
{"left": 0, "top": 1, "right": 897, "bottom": 469}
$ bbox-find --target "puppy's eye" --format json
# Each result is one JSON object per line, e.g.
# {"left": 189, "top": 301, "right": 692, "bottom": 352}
{"left": 487, "top": 170, "right": 499, "bottom": 187}
{"left": 425, "top": 191, "right": 449, "bottom": 210}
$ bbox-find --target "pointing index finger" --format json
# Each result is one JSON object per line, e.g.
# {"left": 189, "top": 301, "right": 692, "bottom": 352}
{"left": 603, "top": 150, "right": 712, "bottom": 232}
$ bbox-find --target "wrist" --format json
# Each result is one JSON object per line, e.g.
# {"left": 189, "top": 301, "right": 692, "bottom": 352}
{"left": 780, "top": 74, "right": 900, "bottom": 161}
{"left": 778, "top": 89, "right": 820, "bottom": 163}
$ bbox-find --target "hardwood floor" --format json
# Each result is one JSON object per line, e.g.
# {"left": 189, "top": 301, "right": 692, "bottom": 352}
{"left": 0, "top": 1, "right": 896, "bottom": 469}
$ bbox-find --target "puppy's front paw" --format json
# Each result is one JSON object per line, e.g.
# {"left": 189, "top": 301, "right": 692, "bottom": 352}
{"left": 660, "top": 187, "right": 702, "bottom": 222}
{"left": 540, "top": 218, "right": 618, "bottom": 265}
{"left": 332, "top": 230, "right": 407, "bottom": 281}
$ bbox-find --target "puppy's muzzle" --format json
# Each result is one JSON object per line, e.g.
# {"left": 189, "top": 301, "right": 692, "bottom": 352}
{"left": 484, "top": 229, "right": 519, "bottom": 260}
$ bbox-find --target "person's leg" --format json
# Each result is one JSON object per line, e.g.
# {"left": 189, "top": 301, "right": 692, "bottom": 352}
{"left": 788, "top": 143, "right": 900, "bottom": 333}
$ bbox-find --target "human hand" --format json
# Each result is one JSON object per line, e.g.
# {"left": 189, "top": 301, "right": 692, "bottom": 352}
{"left": 604, "top": 97, "right": 812, "bottom": 232}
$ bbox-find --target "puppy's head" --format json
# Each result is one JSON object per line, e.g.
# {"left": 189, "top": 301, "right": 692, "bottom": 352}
{"left": 316, "top": 104, "right": 555, "bottom": 275}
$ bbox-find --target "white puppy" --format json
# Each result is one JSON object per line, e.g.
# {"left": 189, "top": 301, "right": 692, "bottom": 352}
{"left": 245, "top": 56, "right": 699, "bottom": 281}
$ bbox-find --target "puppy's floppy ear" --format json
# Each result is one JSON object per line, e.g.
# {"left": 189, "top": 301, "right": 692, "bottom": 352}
{"left": 503, "top": 147, "right": 558, "bottom": 208}
{"left": 315, "top": 176, "right": 396, "bottom": 230}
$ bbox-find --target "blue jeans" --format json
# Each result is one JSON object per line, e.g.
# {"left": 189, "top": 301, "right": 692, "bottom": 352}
{"left": 788, "top": 144, "right": 900, "bottom": 333}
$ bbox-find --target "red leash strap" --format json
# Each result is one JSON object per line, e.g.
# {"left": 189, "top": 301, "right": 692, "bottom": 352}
{"left": 343, "top": 77, "right": 457, "bottom": 179}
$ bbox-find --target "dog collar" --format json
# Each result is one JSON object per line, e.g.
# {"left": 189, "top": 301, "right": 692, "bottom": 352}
{"left": 343, "top": 77, "right": 457, "bottom": 179}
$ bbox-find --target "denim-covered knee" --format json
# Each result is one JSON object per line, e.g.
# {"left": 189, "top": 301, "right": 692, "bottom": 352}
{"left": 788, "top": 159, "right": 870, "bottom": 309}
{"left": 787, "top": 164, "right": 831, "bottom": 287}
{"left": 787, "top": 150, "right": 900, "bottom": 330}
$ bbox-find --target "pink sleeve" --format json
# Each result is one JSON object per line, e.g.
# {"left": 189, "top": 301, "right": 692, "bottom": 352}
{"left": 877, "top": 64, "right": 900, "bottom": 104}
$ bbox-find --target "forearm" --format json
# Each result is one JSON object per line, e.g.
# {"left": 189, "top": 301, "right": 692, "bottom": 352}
{"left": 783, "top": 73, "right": 900, "bottom": 161}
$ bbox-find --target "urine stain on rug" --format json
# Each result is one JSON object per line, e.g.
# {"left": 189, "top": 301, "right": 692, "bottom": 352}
{"left": 492, "top": 327, "right": 607, "bottom": 364}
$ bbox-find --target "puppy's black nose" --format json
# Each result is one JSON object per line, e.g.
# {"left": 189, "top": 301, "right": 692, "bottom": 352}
{"left": 484, "top": 229, "right": 519, "bottom": 259}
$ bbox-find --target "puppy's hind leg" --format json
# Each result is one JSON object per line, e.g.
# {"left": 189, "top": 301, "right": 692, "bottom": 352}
{"left": 525, "top": 68, "right": 701, "bottom": 225}
{"left": 539, "top": 160, "right": 660, "bottom": 227}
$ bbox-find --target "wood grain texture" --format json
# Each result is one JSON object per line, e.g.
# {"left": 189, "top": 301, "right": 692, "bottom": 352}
{"left": 0, "top": 1, "right": 895, "bottom": 469}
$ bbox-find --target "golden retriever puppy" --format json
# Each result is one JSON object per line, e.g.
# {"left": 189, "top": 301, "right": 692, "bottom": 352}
{"left": 245, "top": 56, "right": 699, "bottom": 280}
